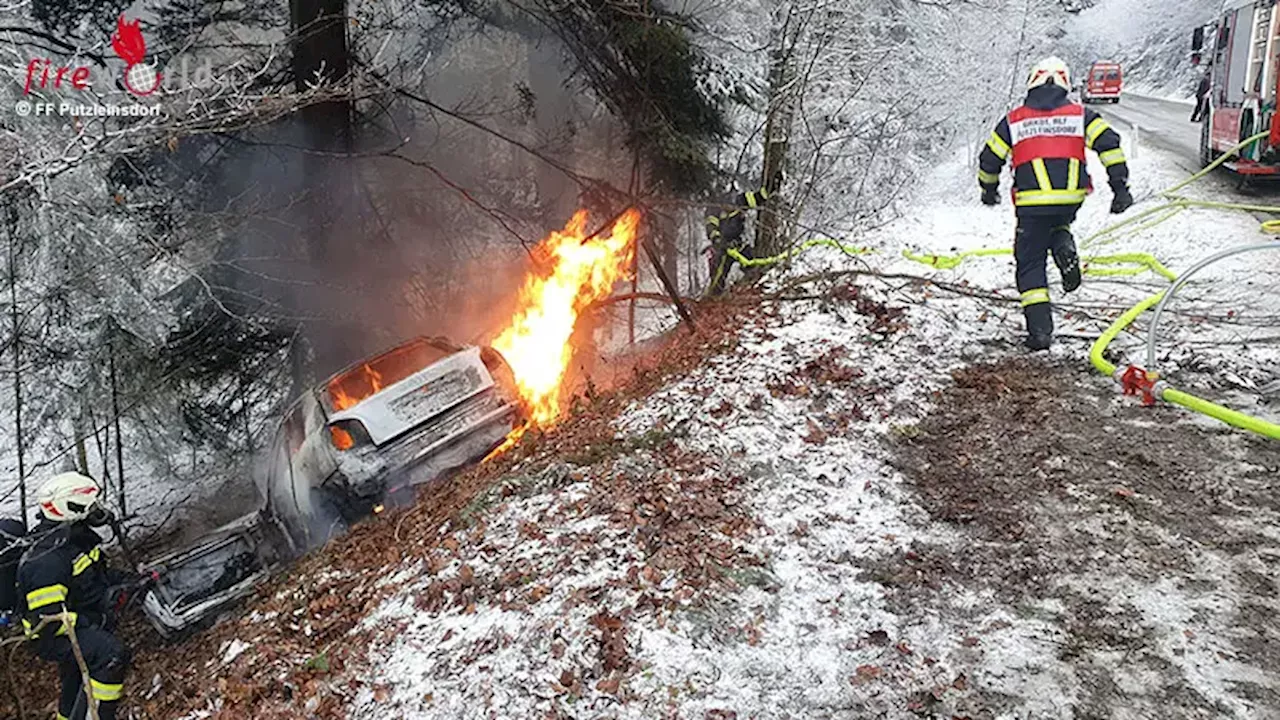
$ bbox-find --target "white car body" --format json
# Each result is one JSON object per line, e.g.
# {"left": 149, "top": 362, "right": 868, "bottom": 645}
{"left": 139, "top": 337, "right": 522, "bottom": 637}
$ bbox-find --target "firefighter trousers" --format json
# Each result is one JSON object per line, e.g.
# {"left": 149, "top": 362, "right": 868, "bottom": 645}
{"left": 36, "top": 626, "right": 129, "bottom": 720}
{"left": 1014, "top": 209, "right": 1079, "bottom": 341}
{"left": 707, "top": 234, "right": 750, "bottom": 296}
{"left": 1191, "top": 96, "right": 1209, "bottom": 122}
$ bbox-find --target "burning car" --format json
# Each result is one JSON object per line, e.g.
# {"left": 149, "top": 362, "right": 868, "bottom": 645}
{"left": 140, "top": 336, "right": 523, "bottom": 637}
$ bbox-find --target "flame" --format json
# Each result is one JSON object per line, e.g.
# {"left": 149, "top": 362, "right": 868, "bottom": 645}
{"left": 111, "top": 14, "right": 147, "bottom": 66}
{"left": 329, "top": 426, "right": 354, "bottom": 450}
{"left": 492, "top": 208, "right": 640, "bottom": 426}
{"left": 328, "top": 363, "right": 385, "bottom": 411}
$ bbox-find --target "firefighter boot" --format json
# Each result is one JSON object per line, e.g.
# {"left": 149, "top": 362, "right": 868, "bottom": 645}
{"left": 1023, "top": 303, "right": 1054, "bottom": 351}
{"left": 1050, "top": 227, "right": 1082, "bottom": 293}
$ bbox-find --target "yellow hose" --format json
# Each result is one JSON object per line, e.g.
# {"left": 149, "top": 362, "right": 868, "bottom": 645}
{"left": 1088, "top": 290, "right": 1280, "bottom": 440}
{"left": 1088, "top": 291, "right": 1166, "bottom": 377}
{"left": 1082, "top": 253, "right": 1177, "bottom": 281}
{"left": 728, "top": 237, "right": 872, "bottom": 268}
{"left": 901, "top": 247, "right": 1175, "bottom": 281}
{"left": 1162, "top": 388, "right": 1280, "bottom": 440}
{"left": 901, "top": 247, "right": 1010, "bottom": 270}
{"left": 1084, "top": 130, "right": 1280, "bottom": 249}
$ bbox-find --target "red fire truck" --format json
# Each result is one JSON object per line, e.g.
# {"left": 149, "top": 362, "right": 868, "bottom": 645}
{"left": 1191, "top": 0, "right": 1280, "bottom": 174}
{"left": 1081, "top": 62, "right": 1123, "bottom": 103}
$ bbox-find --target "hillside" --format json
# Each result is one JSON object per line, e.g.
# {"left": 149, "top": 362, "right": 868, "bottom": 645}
{"left": 43, "top": 139, "right": 1275, "bottom": 720}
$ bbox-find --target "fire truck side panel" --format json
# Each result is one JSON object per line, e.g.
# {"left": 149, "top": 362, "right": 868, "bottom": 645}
{"left": 1202, "top": 2, "right": 1280, "bottom": 167}
{"left": 1213, "top": 107, "right": 1243, "bottom": 151}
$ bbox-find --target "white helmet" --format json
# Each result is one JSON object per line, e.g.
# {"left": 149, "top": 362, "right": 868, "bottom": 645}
{"left": 1027, "top": 57, "right": 1072, "bottom": 92}
{"left": 36, "top": 472, "right": 103, "bottom": 522}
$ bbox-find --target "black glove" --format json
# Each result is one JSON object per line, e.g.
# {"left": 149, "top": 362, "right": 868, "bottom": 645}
{"left": 1111, "top": 186, "right": 1134, "bottom": 214}
{"left": 981, "top": 187, "right": 999, "bottom": 206}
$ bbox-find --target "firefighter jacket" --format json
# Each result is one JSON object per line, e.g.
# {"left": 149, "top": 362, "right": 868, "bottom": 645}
{"left": 16, "top": 520, "right": 127, "bottom": 640}
{"left": 706, "top": 185, "right": 770, "bottom": 246}
{"left": 978, "top": 85, "right": 1129, "bottom": 216}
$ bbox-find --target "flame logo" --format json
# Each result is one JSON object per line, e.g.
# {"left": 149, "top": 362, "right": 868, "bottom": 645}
{"left": 110, "top": 14, "right": 147, "bottom": 66}
{"left": 111, "top": 14, "right": 162, "bottom": 96}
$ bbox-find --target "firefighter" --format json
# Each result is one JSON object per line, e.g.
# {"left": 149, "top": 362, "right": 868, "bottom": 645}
{"left": 17, "top": 472, "right": 139, "bottom": 720}
{"left": 1191, "top": 71, "right": 1211, "bottom": 123}
{"left": 978, "top": 56, "right": 1134, "bottom": 350}
{"left": 0, "top": 517, "right": 27, "bottom": 623}
{"left": 704, "top": 168, "right": 785, "bottom": 296}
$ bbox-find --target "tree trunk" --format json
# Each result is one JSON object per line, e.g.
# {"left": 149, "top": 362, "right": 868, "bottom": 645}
{"left": 5, "top": 201, "right": 25, "bottom": 531}
{"left": 90, "top": 407, "right": 111, "bottom": 493}
{"left": 74, "top": 412, "right": 89, "bottom": 476}
{"left": 108, "top": 343, "right": 127, "bottom": 547}
{"left": 755, "top": 5, "right": 801, "bottom": 260}
{"left": 290, "top": 0, "right": 356, "bottom": 373}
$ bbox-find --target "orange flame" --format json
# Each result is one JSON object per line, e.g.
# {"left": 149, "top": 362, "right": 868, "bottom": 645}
{"left": 328, "top": 363, "right": 385, "bottom": 411}
{"left": 329, "top": 425, "right": 354, "bottom": 450}
{"left": 492, "top": 208, "right": 640, "bottom": 426}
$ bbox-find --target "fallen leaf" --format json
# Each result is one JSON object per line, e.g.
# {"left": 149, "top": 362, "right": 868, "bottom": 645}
{"left": 803, "top": 419, "right": 829, "bottom": 444}
{"left": 851, "top": 664, "right": 881, "bottom": 684}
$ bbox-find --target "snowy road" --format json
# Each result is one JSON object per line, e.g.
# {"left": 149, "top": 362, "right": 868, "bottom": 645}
{"left": 1097, "top": 94, "right": 1201, "bottom": 171}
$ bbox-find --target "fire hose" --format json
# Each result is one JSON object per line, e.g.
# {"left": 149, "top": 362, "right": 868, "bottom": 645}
{"left": 726, "top": 237, "right": 873, "bottom": 268}
{"left": 1083, "top": 130, "right": 1280, "bottom": 250}
{"left": 902, "top": 132, "right": 1280, "bottom": 440}
{"left": 901, "top": 248, "right": 1177, "bottom": 282}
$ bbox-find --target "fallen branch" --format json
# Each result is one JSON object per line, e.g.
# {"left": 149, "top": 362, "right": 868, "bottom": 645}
{"left": 4, "top": 636, "right": 25, "bottom": 720}
{"left": 61, "top": 611, "right": 100, "bottom": 720}
{"left": 775, "top": 269, "right": 1272, "bottom": 324}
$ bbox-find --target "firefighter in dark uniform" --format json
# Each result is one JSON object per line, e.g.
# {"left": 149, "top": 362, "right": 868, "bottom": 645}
{"left": 704, "top": 169, "right": 785, "bottom": 296}
{"left": 979, "top": 56, "right": 1135, "bottom": 350}
{"left": 1191, "top": 71, "right": 1211, "bottom": 123}
{"left": 18, "top": 472, "right": 139, "bottom": 720}
{"left": 0, "top": 517, "right": 27, "bottom": 620}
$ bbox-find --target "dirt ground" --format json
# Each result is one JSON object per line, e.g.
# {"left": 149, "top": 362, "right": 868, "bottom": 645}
{"left": 884, "top": 356, "right": 1280, "bottom": 719}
